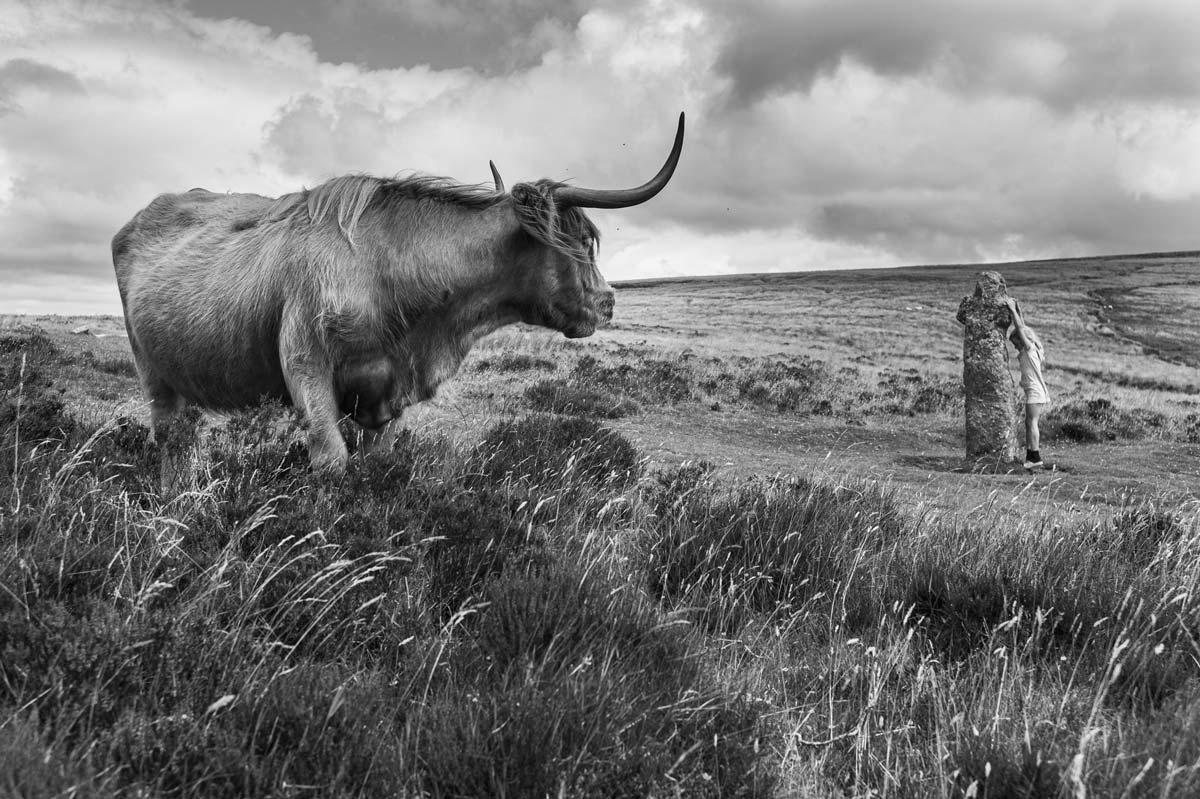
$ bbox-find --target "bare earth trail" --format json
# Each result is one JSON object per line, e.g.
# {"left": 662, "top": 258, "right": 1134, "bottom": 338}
{"left": 6, "top": 252, "right": 1200, "bottom": 523}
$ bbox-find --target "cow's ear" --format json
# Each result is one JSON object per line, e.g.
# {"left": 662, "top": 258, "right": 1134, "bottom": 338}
{"left": 510, "top": 181, "right": 559, "bottom": 247}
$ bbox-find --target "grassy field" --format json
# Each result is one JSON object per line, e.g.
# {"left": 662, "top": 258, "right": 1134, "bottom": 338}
{"left": 2, "top": 252, "right": 1200, "bottom": 797}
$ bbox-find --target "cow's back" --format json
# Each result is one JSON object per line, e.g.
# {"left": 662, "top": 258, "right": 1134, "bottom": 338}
{"left": 113, "top": 189, "right": 306, "bottom": 409}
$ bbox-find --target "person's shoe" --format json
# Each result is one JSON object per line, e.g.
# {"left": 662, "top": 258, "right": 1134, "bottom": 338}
{"left": 1023, "top": 459, "right": 1045, "bottom": 471}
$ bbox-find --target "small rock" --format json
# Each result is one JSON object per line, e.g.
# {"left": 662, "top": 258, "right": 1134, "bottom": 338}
{"left": 71, "top": 326, "right": 91, "bottom": 335}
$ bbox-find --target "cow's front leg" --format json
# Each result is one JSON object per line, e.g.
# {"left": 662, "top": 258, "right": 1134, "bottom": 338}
{"left": 294, "top": 375, "right": 347, "bottom": 474}
{"left": 280, "top": 319, "right": 347, "bottom": 474}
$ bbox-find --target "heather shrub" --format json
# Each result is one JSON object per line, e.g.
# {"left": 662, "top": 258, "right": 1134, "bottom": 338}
{"left": 473, "top": 352, "right": 557, "bottom": 372}
{"left": 0, "top": 326, "right": 58, "bottom": 362}
{"left": 903, "top": 559, "right": 1095, "bottom": 661}
{"left": 420, "top": 483, "right": 546, "bottom": 615}
{"left": 646, "top": 475, "right": 905, "bottom": 634}
{"left": 0, "top": 715, "right": 104, "bottom": 798}
{"left": 0, "top": 390, "right": 75, "bottom": 445}
{"left": 474, "top": 414, "right": 641, "bottom": 493}
{"left": 870, "top": 370, "right": 963, "bottom": 415}
{"left": 415, "top": 564, "right": 771, "bottom": 799}
{"left": 74, "top": 348, "right": 140, "bottom": 378}
{"left": 573, "top": 353, "right": 695, "bottom": 404}
{"left": 0, "top": 328, "right": 76, "bottom": 449}
{"left": 523, "top": 379, "right": 640, "bottom": 418}
{"left": 1045, "top": 397, "right": 1170, "bottom": 442}
{"left": 1185, "top": 413, "right": 1200, "bottom": 443}
{"left": 733, "top": 358, "right": 828, "bottom": 412}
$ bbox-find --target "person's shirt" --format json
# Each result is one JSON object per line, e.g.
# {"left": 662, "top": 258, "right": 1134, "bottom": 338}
{"left": 1017, "top": 340, "right": 1048, "bottom": 395}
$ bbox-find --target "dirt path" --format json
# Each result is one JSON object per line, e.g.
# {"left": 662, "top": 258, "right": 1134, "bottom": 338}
{"left": 609, "top": 404, "right": 1200, "bottom": 518}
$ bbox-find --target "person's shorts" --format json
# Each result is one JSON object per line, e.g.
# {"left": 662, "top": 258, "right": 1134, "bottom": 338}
{"left": 1024, "top": 380, "right": 1050, "bottom": 406}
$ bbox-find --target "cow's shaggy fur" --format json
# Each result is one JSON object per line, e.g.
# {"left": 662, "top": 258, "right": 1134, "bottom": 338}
{"left": 113, "top": 172, "right": 612, "bottom": 472}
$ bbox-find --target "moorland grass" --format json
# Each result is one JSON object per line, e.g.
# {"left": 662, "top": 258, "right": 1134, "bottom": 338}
{"left": 4, "top": 325, "right": 1200, "bottom": 797}
{"left": 517, "top": 345, "right": 968, "bottom": 423}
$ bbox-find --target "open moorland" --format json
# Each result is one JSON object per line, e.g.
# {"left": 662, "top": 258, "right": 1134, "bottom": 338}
{"left": 2, "top": 252, "right": 1200, "bottom": 797}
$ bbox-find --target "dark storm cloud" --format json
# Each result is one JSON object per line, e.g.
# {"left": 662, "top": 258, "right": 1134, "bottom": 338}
{"left": 184, "top": 0, "right": 591, "bottom": 72}
{"left": 712, "top": 0, "right": 1200, "bottom": 109}
{"left": 813, "top": 189, "right": 1200, "bottom": 264}
{"left": 0, "top": 58, "right": 84, "bottom": 112}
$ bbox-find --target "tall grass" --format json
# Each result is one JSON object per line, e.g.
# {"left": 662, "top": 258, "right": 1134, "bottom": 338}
{"left": 4, "top": 325, "right": 1200, "bottom": 797}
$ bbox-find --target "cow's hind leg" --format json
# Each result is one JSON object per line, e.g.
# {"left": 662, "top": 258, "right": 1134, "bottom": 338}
{"left": 136, "top": 371, "right": 196, "bottom": 488}
{"left": 133, "top": 360, "right": 185, "bottom": 444}
{"left": 126, "top": 329, "right": 181, "bottom": 440}
{"left": 147, "top": 382, "right": 183, "bottom": 440}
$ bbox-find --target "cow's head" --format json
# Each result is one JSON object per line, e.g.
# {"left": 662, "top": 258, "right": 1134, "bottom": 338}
{"left": 500, "top": 113, "right": 684, "bottom": 339}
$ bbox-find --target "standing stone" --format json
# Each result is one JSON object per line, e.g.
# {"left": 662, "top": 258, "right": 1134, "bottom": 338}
{"left": 956, "top": 271, "right": 1019, "bottom": 461}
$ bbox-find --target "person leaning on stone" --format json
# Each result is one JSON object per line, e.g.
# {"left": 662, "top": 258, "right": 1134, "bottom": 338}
{"left": 1003, "top": 296, "right": 1050, "bottom": 470}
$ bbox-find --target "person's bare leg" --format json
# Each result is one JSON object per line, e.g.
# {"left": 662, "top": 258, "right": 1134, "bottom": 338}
{"left": 1025, "top": 402, "right": 1045, "bottom": 464}
{"left": 1026, "top": 403, "right": 1042, "bottom": 452}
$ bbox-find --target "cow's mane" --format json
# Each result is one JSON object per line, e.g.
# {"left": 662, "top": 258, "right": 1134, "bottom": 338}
{"left": 509, "top": 180, "right": 601, "bottom": 259}
{"left": 263, "top": 173, "right": 599, "bottom": 260}
{"left": 261, "top": 174, "right": 505, "bottom": 244}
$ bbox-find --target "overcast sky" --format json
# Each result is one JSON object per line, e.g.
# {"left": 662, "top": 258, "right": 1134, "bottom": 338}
{"left": 3, "top": 0, "right": 1200, "bottom": 314}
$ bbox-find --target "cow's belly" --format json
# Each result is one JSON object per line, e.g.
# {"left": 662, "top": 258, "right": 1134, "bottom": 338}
{"left": 160, "top": 349, "right": 290, "bottom": 409}
{"left": 176, "top": 362, "right": 291, "bottom": 410}
{"left": 131, "top": 319, "right": 290, "bottom": 410}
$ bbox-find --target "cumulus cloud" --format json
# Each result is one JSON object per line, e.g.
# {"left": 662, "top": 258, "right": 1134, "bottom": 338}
{"left": 1, "top": 0, "right": 1200, "bottom": 314}
{"left": 712, "top": 0, "right": 1200, "bottom": 109}
{"left": 0, "top": 58, "right": 84, "bottom": 114}
{"left": 186, "top": 0, "right": 590, "bottom": 73}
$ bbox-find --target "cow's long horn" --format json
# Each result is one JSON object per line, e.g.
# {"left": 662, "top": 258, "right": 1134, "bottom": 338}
{"left": 489, "top": 160, "right": 505, "bottom": 193}
{"left": 555, "top": 112, "right": 684, "bottom": 209}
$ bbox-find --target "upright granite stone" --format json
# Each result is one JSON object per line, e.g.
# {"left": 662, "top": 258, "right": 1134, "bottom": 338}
{"left": 956, "top": 271, "right": 1019, "bottom": 461}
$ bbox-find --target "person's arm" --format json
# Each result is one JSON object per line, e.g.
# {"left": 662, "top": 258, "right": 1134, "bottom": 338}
{"left": 1004, "top": 298, "right": 1032, "bottom": 350}
{"left": 1011, "top": 321, "right": 1032, "bottom": 351}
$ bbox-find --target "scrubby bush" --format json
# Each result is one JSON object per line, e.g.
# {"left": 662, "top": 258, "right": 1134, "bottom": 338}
{"left": 1045, "top": 397, "right": 1171, "bottom": 442}
{"left": 0, "top": 326, "right": 58, "bottom": 362}
{"left": 732, "top": 358, "right": 828, "bottom": 412}
{"left": 92, "top": 355, "right": 140, "bottom": 378}
{"left": 474, "top": 413, "right": 642, "bottom": 493}
{"left": 573, "top": 353, "right": 696, "bottom": 404}
{"left": 1185, "top": 413, "right": 1200, "bottom": 444}
{"left": 0, "top": 329, "right": 78, "bottom": 466}
{"left": 420, "top": 483, "right": 546, "bottom": 615}
{"left": 0, "top": 715, "right": 105, "bottom": 798}
{"left": 646, "top": 474, "right": 906, "bottom": 634}
{"left": 523, "top": 379, "right": 640, "bottom": 418}
{"left": 416, "top": 564, "right": 771, "bottom": 799}
{"left": 0, "top": 390, "right": 75, "bottom": 445}
{"left": 473, "top": 352, "right": 557, "bottom": 373}
{"left": 903, "top": 559, "right": 1099, "bottom": 661}
{"left": 73, "top": 348, "right": 140, "bottom": 378}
